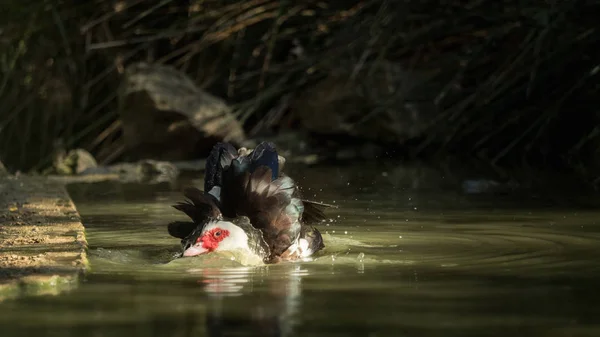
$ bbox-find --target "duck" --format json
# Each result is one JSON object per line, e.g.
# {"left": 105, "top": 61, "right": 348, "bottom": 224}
{"left": 167, "top": 141, "right": 332, "bottom": 263}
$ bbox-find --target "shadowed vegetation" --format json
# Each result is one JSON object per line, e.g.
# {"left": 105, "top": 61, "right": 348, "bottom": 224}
{"left": 0, "top": 1, "right": 599, "bottom": 182}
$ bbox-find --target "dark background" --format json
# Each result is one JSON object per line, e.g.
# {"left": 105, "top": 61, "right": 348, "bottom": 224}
{"left": 1, "top": 1, "right": 598, "bottom": 184}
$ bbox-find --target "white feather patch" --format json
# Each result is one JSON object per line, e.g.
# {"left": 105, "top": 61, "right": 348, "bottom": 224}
{"left": 285, "top": 238, "right": 313, "bottom": 259}
{"left": 208, "top": 186, "right": 221, "bottom": 201}
{"left": 298, "top": 238, "right": 312, "bottom": 257}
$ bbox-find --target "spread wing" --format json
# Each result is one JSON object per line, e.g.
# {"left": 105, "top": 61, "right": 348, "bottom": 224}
{"left": 301, "top": 200, "right": 336, "bottom": 224}
{"left": 169, "top": 141, "right": 331, "bottom": 257}
{"left": 204, "top": 142, "right": 238, "bottom": 195}
{"left": 167, "top": 187, "right": 221, "bottom": 239}
{"left": 220, "top": 165, "right": 303, "bottom": 257}
{"left": 173, "top": 187, "right": 222, "bottom": 223}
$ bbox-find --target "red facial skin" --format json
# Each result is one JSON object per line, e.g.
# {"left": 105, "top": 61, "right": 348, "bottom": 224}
{"left": 196, "top": 227, "right": 230, "bottom": 252}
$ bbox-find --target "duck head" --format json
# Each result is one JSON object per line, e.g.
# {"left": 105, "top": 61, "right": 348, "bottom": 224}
{"left": 181, "top": 217, "right": 271, "bottom": 259}
{"left": 182, "top": 221, "right": 248, "bottom": 257}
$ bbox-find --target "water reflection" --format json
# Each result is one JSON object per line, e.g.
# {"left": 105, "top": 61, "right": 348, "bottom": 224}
{"left": 184, "top": 264, "right": 307, "bottom": 337}
{"left": 192, "top": 267, "right": 254, "bottom": 295}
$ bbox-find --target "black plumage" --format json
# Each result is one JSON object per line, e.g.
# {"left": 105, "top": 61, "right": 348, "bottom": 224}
{"left": 167, "top": 141, "right": 331, "bottom": 262}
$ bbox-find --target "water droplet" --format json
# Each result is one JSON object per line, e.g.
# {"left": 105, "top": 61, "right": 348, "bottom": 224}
{"left": 344, "top": 231, "right": 348, "bottom": 234}
{"left": 331, "top": 255, "right": 336, "bottom": 262}
{"left": 357, "top": 252, "right": 365, "bottom": 262}
{"left": 398, "top": 235, "right": 403, "bottom": 239}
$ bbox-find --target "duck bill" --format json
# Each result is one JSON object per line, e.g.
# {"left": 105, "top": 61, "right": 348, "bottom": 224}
{"left": 183, "top": 245, "right": 208, "bottom": 257}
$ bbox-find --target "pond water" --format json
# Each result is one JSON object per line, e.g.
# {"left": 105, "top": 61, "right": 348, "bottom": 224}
{"left": 1, "top": 164, "right": 600, "bottom": 336}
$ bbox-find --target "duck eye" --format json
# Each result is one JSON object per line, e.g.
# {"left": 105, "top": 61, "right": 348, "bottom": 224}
{"left": 214, "top": 231, "right": 221, "bottom": 237}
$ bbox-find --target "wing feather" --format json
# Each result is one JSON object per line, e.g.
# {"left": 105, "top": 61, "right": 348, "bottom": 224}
{"left": 169, "top": 141, "right": 331, "bottom": 259}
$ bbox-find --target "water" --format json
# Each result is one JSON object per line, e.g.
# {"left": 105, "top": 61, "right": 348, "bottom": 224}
{"left": 2, "top": 164, "right": 600, "bottom": 336}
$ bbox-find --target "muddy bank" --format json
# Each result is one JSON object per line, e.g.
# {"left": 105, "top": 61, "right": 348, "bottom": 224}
{"left": 0, "top": 175, "right": 88, "bottom": 301}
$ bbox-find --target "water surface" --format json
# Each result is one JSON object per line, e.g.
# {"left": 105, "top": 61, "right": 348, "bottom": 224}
{"left": 1, "top": 164, "right": 600, "bottom": 336}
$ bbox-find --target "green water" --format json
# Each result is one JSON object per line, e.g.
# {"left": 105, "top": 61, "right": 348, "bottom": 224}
{"left": 2, "top": 165, "right": 600, "bottom": 336}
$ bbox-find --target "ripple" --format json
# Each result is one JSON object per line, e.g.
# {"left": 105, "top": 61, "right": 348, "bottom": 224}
{"left": 79, "top": 188, "right": 600, "bottom": 283}
{"left": 356, "top": 225, "right": 600, "bottom": 276}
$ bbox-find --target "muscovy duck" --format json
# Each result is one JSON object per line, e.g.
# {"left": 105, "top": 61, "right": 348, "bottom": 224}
{"left": 167, "top": 141, "right": 331, "bottom": 263}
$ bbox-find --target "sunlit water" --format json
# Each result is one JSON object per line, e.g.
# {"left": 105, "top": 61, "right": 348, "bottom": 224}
{"left": 2, "top": 164, "right": 600, "bottom": 336}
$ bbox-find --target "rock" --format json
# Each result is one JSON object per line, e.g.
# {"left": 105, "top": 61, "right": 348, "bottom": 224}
{"left": 119, "top": 63, "right": 247, "bottom": 161}
{"left": 136, "top": 160, "right": 180, "bottom": 184}
{"left": 86, "top": 160, "right": 181, "bottom": 185}
{"left": 48, "top": 145, "right": 98, "bottom": 176}
{"left": 63, "top": 149, "right": 98, "bottom": 175}
{"left": 46, "top": 159, "right": 207, "bottom": 185}
{"left": 42, "top": 140, "right": 98, "bottom": 176}
{"left": 290, "top": 61, "right": 444, "bottom": 145}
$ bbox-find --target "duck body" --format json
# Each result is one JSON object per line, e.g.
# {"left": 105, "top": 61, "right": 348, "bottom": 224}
{"left": 167, "top": 142, "right": 329, "bottom": 263}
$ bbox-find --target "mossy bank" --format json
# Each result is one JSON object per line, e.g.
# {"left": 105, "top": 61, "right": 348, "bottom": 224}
{"left": 0, "top": 175, "right": 88, "bottom": 301}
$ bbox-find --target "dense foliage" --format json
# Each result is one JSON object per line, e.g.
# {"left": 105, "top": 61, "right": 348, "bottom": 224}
{"left": 1, "top": 1, "right": 598, "bottom": 181}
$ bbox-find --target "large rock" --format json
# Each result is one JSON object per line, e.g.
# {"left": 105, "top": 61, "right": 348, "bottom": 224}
{"left": 290, "top": 61, "right": 445, "bottom": 145}
{"left": 118, "top": 63, "right": 246, "bottom": 161}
